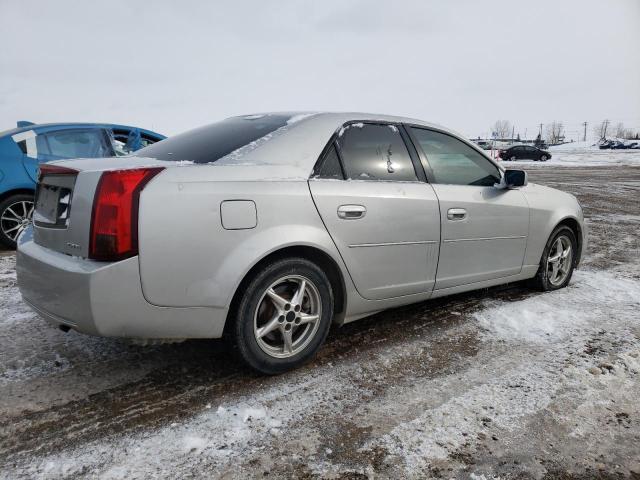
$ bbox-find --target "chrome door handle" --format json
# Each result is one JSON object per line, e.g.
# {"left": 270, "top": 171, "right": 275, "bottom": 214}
{"left": 447, "top": 208, "right": 467, "bottom": 221}
{"left": 337, "top": 204, "right": 366, "bottom": 220}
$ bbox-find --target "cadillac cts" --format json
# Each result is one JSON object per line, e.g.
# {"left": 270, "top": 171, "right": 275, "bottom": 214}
{"left": 17, "top": 113, "right": 586, "bottom": 374}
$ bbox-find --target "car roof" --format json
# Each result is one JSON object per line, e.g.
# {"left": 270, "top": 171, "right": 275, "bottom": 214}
{"left": 0, "top": 122, "right": 165, "bottom": 140}
{"left": 56, "top": 112, "right": 500, "bottom": 181}
{"left": 206, "top": 111, "right": 488, "bottom": 177}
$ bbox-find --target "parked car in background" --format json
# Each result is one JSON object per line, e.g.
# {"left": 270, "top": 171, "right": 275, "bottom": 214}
{"left": 499, "top": 145, "right": 551, "bottom": 162}
{"left": 611, "top": 140, "right": 628, "bottom": 150}
{"left": 17, "top": 112, "right": 585, "bottom": 374}
{"left": 471, "top": 139, "right": 493, "bottom": 150}
{"left": 0, "top": 121, "right": 165, "bottom": 248}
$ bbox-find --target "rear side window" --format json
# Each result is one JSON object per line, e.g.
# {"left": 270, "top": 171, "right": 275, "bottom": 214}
{"left": 315, "top": 145, "right": 344, "bottom": 179}
{"left": 40, "top": 129, "right": 113, "bottom": 159}
{"left": 337, "top": 123, "right": 417, "bottom": 181}
{"left": 135, "top": 115, "right": 291, "bottom": 164}
{"left": 409, "top": 127, "right": 500, "bottom": 186}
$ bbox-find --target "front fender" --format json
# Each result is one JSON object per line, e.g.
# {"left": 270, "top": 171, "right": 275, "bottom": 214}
{"left": 522, "top": 184, "right": 585, "bottom": 268}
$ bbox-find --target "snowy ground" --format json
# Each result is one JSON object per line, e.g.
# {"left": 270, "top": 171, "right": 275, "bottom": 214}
{"left": 1, "top": 162, "right": 640, "bottom": 479}
{"left": 494, "top": 144, "right": 640, "bottom": 168}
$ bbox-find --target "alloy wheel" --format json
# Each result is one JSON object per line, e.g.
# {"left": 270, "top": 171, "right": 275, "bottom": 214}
{"left": 253, "top": 275, "right": 322, "bottom": 358}
{"left": 1, "top": 200, "right": 34, "bottom": 242}
{"left": 546, "top": 235, "right": 573, "bottom": 286}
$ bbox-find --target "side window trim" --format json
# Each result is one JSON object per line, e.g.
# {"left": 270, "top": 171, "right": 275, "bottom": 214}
{"left": 318, "top": 142, "right": 346, "bottom": 179}
{"left": 403, "top": 124, "right": 437, "bottom": 183}
{"left": 398, "top": 124, "right": 427, "bottom": 183}
{"left": 403, "top": 124, "right": 502, "bottom": 185}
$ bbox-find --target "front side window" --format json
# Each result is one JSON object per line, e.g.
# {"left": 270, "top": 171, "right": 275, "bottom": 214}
{"left": 337, "top": 123, "right": 417, "bottom": 181}
{"left": 41, "top": 129, "right": 113, "bottom": 160}
{"left": 409, "top": 128, "right": 500, "bottom": 186}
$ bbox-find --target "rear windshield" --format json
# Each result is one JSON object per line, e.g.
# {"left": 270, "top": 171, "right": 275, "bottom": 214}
{"left": 134, "top": 114, "right": 291, "bottom": 164}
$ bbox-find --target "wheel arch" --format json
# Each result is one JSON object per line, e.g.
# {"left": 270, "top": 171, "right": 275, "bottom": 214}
{"left": 555, "top": 216, "right": 583, "bottom": 266}
{"left": 0, "top": 188, "right": 36, "bottom": 204}
{"left": 224, "top": 244, "right": 347, "bottom": 335}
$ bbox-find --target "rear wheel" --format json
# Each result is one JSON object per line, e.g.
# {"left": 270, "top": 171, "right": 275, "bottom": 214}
{"left": 231, "top": 258, "right": 334, "bottom": 374}
{"left": 0, "top": 194, "right": 34, "bottom": 249}
{"left": 530, "top": 225, "right": 577, "bottom": 291}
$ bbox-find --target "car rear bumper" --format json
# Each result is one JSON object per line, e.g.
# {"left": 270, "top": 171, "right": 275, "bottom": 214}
{"left": 16, "top": 231, "right": 227, "bottom": 339}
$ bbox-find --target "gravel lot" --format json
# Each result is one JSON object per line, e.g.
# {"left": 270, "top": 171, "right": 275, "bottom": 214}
{"left": 1, "top": 161, "right": 639, "bottom": 479}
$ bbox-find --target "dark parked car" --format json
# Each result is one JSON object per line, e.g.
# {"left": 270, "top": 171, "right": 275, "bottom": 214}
{"left": 0, "top": 121, "right": 165, "bottom": 248}
{"left": 499, "top": 145, "right": 551, "bottom": 162}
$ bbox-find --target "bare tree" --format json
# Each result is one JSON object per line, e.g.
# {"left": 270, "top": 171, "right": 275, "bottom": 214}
{"left": 491, "top": 120, "right": 512, "bottom": 140}
{"left": 614, "top": 122, "right": 626, "bottom": 138}
{"left": 545, "top": 121, "right": 565, "bottom": 145}
{"left": 593, "top": 119, "right": 610, "bottom": 141}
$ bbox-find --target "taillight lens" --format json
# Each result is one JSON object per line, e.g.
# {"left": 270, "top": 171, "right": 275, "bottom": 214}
{"left": 89, "top": 168, "right": 163, "bottom": 261}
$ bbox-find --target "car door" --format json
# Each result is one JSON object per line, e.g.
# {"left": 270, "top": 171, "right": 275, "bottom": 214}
{"left": 309, "top": 122, "right": 441, "bottom": 300}
{"left": 407, "top": 126, "right": 529, "bottom": 290}
{"left": 11, "top": 129, "right": 42, "bottom": 182}
{"left": 524, "top": 145, "right": 537, "bottom": 160}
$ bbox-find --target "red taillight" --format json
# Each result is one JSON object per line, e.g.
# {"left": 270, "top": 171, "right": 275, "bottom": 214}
{"left": 38, "top": 164, "right": 78, "bottom": 181}
{"left": 89, "top": 168, "right": 163, "bottom": 261}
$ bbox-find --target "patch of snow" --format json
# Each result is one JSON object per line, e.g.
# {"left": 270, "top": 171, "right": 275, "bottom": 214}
{"left": 474, "top": 270, "right": 640, "bottom": 344}
{"left": 502, "top": 149, "right": 640, "bottom": 167}
{"left": 378, "top": 267, "right": 640, "bottom": 471}
{"left": 286, "top": 113, "right": 318, "bottom": 124}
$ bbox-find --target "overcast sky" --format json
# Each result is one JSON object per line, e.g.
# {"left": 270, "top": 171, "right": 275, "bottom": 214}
{"left": 1, "top": 0, "right": 638, "bottom": 139}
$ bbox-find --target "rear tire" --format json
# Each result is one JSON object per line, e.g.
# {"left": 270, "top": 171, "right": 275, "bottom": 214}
{"left": 530, "top": 225, "right": 577, "bottom": 291}
{"left": 231, "top": 257, "right": 334, "bottom": 375}
{"left": 0, "top": 194, "right": 34, "bottom": 249}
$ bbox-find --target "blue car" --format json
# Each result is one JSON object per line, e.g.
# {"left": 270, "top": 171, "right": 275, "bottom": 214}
{"left": 0, "top": 121, "right": 165, "bottom": 248}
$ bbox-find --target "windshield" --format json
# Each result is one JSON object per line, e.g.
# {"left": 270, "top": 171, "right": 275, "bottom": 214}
{"left": 134, "top": 114, "right": 291, "bottom": 164}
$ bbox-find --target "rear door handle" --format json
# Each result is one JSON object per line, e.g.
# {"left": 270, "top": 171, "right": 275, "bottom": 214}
{"left": 447, "top": 208, "right": 467, "bottom": 221}
{"left": 337, "top": 204, "right": 366, "bottom": 220}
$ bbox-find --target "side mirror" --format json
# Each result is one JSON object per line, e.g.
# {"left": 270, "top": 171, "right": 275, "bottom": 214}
{"left": 504, "top": 169, "right": 528, "bottom": 188}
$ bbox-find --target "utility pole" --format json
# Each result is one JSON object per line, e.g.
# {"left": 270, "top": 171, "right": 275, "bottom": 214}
{"left": 583, "top": 122, "right": 587, "bottom": 142}
{"left": 539, "top": 123, "right": 543, "bottom": 136}
{"left": 511, "top": 125, "right": 515, "bottom": 142}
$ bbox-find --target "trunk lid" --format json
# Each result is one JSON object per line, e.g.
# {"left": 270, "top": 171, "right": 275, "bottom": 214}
{"left": 33, "top": 164, "right": 103, "bottom": 258}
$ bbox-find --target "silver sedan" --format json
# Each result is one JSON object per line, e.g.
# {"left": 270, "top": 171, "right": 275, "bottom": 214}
{"left": 17, "top": 112, "right": 586, "bottom": 374}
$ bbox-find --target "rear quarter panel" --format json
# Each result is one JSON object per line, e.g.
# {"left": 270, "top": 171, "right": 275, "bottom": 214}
{"left": 137, "top": 166, "right": 347, "bottom": 308}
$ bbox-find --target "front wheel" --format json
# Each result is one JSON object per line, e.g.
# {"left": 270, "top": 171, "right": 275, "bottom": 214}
{"left": 540, "top": 155, "right": 548, "bottom": 161}
{"left": 530, "top": 226, "right": 577, "bottom": 291}
{"left": 231, "top": 257, "right": 334, "bottom": 374}
{"left": 509, "top": 156, "right": 516, "bottom": 161}
{"left": 0, "top": 194, "right": 34, "bottom": 249}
